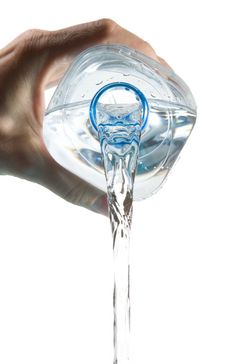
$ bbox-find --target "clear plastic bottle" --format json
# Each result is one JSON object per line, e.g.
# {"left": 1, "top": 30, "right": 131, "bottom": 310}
{"left": 43, "top": 45, "right": 197, "bottom": 200}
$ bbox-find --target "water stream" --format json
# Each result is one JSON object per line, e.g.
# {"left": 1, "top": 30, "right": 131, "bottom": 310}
{"left": 98, "top": 119, "right": 141, "bottom": 364}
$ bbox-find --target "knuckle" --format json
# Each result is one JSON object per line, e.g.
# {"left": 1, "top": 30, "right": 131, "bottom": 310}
{"left": 18, "top": 28, "right": 49, "bottom": 54}
{"left": 22, "top": 28, "right": 42, "bottom": 38}
{"left": 142, "top": 40, "right": 153, "bottom": 53}
{"left": 96, "top": 18, "right": 117, "bottom": 35}
{"left": 139, "top": 40, "right": 163, "bottom": 62}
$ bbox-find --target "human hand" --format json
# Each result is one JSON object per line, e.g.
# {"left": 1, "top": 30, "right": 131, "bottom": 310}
{"left": 0, "top": 19, "right": 170, "bottom": 215}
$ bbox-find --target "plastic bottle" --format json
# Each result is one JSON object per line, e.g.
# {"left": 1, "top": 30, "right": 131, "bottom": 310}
{"left": 43, "top": 45, "right": 197, "bottom": 200}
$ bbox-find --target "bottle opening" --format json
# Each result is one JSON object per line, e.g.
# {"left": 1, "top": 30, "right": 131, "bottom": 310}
{"left": 89, "top": 82, "right": 149, "bottom": 133}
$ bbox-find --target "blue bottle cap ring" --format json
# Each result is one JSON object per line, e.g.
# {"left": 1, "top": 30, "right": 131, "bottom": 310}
{"left": 89, "top": 82, "right": 149, "bottom": 132}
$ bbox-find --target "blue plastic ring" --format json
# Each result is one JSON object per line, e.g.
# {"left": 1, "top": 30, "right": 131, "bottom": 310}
{"left": 89, "top": 82, "right": 149, "bottom": 132}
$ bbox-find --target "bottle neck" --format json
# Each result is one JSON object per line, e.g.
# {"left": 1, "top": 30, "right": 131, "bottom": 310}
{"left": 89, "top": 82, "right": 149, "bottom": 144}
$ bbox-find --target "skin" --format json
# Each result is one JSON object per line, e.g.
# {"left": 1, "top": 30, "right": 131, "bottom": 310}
{"left": 0, "top": 19, "right": 171, "bottom": 216}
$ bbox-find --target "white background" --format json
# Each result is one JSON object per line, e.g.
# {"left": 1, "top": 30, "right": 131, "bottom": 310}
{"left": 0, "top": 1, "right": 235, "bottom": 363}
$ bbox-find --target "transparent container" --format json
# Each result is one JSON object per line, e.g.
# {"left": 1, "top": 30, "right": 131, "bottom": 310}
{"left": 43, "top": 45, "right": 197, "bottom": 200}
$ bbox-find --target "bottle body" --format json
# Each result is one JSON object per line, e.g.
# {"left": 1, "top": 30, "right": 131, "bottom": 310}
{"left": 43, "top": 45, "right": 197, "bottom": 200}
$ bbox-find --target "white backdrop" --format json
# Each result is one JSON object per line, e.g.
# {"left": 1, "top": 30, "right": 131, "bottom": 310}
{"left": 0, "top": 1, "right": 235, "bottom": 363}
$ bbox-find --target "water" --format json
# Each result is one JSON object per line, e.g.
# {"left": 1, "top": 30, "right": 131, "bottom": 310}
{"left": 43, "top": 99, "right": 196, "bottom": 200}
{"left": 98, "top": 116, "right": 141, "bottom": 364}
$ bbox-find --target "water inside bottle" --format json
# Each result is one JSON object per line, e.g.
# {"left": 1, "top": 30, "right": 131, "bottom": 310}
{"left": 43, "top": 99, "right": 196, "bottom": 193}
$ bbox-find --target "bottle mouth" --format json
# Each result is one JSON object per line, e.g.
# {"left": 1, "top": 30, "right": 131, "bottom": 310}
{"left": 89, "top": 82, "right": 149, "bottom": 133}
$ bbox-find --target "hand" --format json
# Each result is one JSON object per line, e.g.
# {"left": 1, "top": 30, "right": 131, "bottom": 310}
{"left": 0, "top": 19, "right": 170, "bottom": 215}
